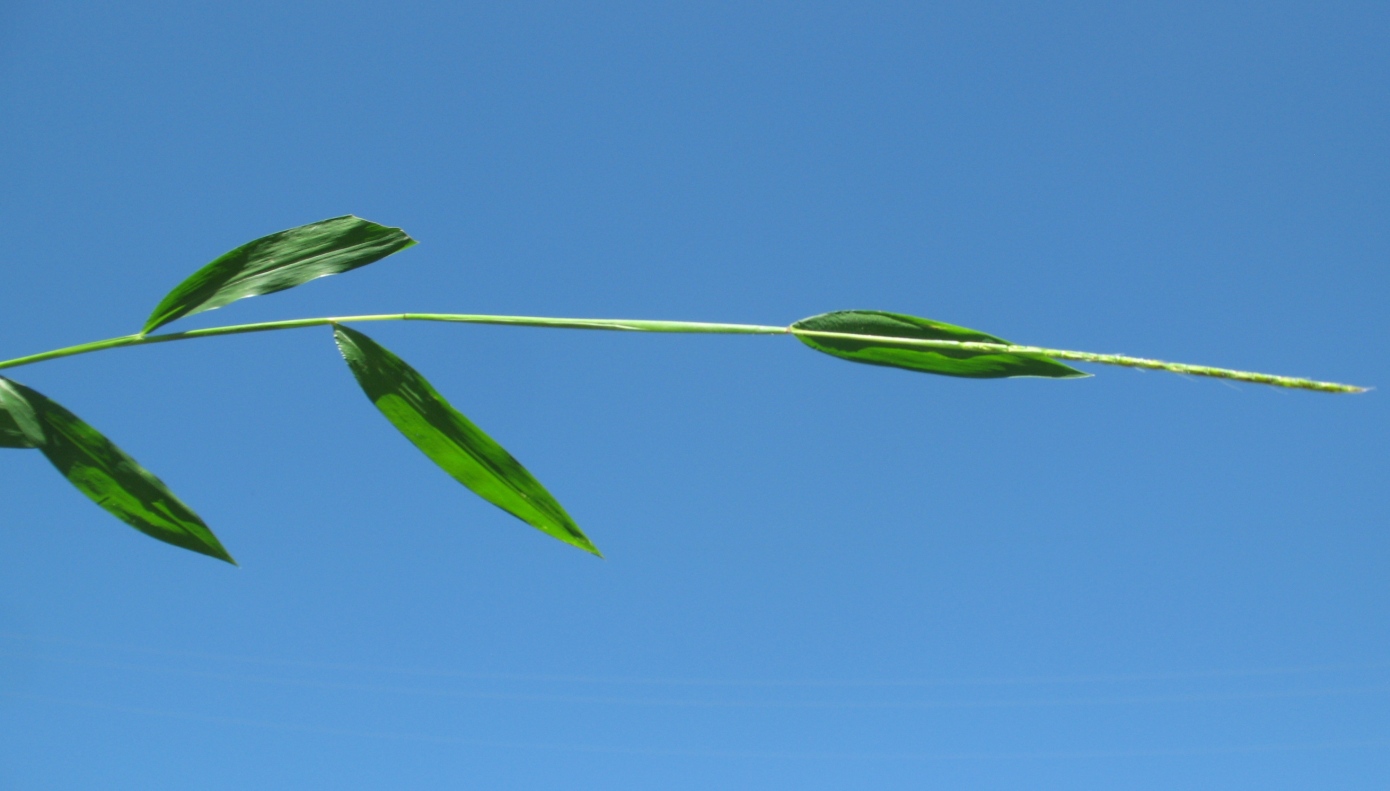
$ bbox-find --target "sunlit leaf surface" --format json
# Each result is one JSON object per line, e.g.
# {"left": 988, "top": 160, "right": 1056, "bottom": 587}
{"left": 144, "top": 215, "right": 415, "bottom": 333}
{"left": 333, "top": 325, "right": 600, "bottom": 556}
{"left": 0, "top": 380, "right": 40, "bottom": 448}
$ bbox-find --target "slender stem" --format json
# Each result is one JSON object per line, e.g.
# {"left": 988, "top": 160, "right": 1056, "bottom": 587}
{"left": 0, "top": 313, "right": 1366, "bottom": 394}
{"left": 0, "top": 314, "right": 788, "bottom": 372}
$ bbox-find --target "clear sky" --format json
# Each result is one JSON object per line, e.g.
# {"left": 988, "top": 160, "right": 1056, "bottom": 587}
{"left": 1, "top": 2, "right": 1386, "bottom": 788}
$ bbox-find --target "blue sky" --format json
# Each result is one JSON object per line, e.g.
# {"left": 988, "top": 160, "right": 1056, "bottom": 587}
{"left": 0, "top": 2, "right": 1386, "bottom": 788}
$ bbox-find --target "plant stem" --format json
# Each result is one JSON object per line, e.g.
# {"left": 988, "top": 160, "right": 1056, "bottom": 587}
{"left": 0, "top": 314, "right": 788, "bottom": 372}
{"left": 0, "top": 313, "right": 1366, "bottom": 394}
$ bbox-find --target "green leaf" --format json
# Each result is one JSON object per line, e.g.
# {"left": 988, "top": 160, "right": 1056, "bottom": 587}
{"left": 332, "top": 325, "right": 600, "bottom": 556}
{"left": 791, "top": 310, "right": 1088, "bottom": 379}
{"left": 144, "top": 215, "right": 416, "bottom": 334}
{"left": 0, "top": 377, "right": 235, "bottom": 563}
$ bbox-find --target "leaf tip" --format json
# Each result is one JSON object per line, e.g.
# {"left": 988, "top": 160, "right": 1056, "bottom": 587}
{"left": 182, "top": 532, "right": 238, "bottom": 565}
{"left": 557, "top": 521, "right": 602, "bottom": 557}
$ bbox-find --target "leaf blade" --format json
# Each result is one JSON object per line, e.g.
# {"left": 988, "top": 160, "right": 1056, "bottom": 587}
{"left": 332, "top": 325, "right": 600, "bottom": 556}
{"left": 144, "top": 215, "right": 416, "bottom": 334}
{"left": 0, "top": 377, "right": 234, "bottom": 563}
{"left": 792, "top": 310, "right": 1088, "bottom": 379}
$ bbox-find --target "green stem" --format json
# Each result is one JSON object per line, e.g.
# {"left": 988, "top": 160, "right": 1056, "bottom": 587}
{"left": 0, "top": 314, "right": 788, "bottom": 372}
{"left": 0, "top": 313, "right": 1366, "bottom": 394}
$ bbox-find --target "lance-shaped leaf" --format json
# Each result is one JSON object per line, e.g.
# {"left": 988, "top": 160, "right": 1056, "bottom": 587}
{"left": 144, "top": 215, "right": 416, "bottom": 334}
{"left": 792, "top": 310, "right": 1087, "bottom": 379}
{"left": 0, "top": 377, "right": 234, "bottom": 563}
{"left": 333, "top": 325, "right": 600, "bottom": 556}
